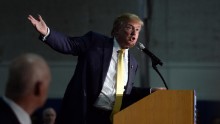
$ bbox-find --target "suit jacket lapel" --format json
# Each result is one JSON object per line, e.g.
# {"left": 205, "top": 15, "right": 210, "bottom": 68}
{"left": 125, "top": 52, "right": 137, "bottom": 94}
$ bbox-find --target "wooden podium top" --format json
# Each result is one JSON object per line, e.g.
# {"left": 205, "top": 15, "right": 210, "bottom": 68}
{"left": 114, "top": 90, "right": 195, "bottom": 124}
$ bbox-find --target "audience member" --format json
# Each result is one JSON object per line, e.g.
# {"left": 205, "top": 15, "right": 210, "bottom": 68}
{"left": 42, "top": 107, "right": 56, "bottom": 124}
{"left": 0, "top": 53, "right": 51, "bottom": 124}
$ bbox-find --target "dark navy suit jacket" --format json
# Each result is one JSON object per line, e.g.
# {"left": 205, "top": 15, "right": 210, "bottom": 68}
{"left": 0, "top": 98, "right": 20, "bottom": 124}
{"left": 42, "top": 30, "right": 150, "bottom": 124}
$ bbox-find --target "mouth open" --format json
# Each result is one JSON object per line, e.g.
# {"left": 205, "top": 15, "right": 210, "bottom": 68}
{"left": 131, "top": 37, "right": 136, "bottom": 41}
{"left": 127, "top": 37, "right": 137, "bottom": 47}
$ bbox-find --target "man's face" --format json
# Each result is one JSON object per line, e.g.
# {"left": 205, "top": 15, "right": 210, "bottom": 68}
{"left": 43, "top": 108, "right": 56, "bottom": 124}
{"left": 116, "top": 20, "right": 142, "bottom": 49}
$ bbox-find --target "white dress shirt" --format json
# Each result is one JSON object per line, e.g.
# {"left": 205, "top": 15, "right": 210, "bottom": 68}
{"left": 94, "top": 38, "right": 128, "bottom": 110}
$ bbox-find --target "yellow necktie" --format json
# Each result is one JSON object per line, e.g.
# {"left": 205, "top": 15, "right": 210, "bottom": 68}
{"left": 111, "top": 49, "right": 125, "bottom": 119}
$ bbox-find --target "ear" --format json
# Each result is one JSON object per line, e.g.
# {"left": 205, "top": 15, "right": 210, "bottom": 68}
{"left": 34, "top": 81, "right": 42, "bottom": 96}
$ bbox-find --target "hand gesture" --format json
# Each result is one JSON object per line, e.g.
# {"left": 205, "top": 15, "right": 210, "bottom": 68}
{"left": 28, "top": 14, "right": 48, "bottom": 36}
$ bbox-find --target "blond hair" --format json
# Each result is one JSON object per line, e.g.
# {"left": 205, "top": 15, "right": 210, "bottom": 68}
{"left": 111, "top": 13, "right": 144, "bottom": 36}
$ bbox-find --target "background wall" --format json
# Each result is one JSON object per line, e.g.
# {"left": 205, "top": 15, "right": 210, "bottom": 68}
{"left": 1, "top": 0, "right": 220, "bottom": 123}
{"left": 148, "top": 0, "right": 220, "bottom": 101}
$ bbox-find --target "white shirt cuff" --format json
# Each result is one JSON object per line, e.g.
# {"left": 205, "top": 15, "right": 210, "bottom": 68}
{"left": 42, "top": 27, "right": 50, "bottom": 41}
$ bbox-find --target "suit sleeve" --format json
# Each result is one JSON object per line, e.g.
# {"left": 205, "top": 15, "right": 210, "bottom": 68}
{"left": 40, "top": 29, "right": 93, "bottom": 55}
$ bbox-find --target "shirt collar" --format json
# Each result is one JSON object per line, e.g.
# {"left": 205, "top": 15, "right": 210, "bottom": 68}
{"left": 113, "top": 37, "right": 129, "bottom": 53}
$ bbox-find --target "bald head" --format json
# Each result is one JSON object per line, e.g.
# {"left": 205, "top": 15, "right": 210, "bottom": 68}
{"left": 5, "top": 53, "right": 51, "bottom": 114}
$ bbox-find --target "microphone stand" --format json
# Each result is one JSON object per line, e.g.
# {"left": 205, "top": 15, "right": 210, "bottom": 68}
{"left": 137, "top": 42, "right": 169, "bottom": 89}
{"left": 151, "top": 60, "right": 169, "bottom": 90}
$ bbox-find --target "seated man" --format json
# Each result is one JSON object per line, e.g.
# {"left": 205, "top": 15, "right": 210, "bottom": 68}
{"left": 0, "top": 53, "right": 51, "bottom": 124}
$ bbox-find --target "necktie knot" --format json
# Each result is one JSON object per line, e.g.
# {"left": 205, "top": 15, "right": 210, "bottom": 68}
{"left": 118, "top": 49, "right": 125, "bottom": 54}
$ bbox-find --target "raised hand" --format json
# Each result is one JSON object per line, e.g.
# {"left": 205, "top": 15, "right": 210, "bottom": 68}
{"left": 28, "top": 14, "right": 48, "bottom": 36}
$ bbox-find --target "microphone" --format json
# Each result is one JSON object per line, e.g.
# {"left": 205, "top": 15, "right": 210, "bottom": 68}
{"left": 137, "top": 42, "right": 163, "bottom": 66}
{"left": 137, "top": 42, "right": 168, "bottom": 89}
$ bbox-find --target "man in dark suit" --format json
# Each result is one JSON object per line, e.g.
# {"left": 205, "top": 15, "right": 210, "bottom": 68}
{"left": 0, "top": 53, "right": 51, "bottom": 124}
{"left": 28, "top": 13, "right": 151, "bottom": 124}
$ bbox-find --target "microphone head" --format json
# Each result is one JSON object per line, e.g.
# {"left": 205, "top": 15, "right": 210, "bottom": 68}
{"left": 137, "top": 42, "right": 145, "bottom": 50}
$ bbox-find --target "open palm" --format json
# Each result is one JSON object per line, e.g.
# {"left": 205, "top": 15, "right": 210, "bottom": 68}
{"left": 28, "top": 15, "right": 48, "bottom": 36}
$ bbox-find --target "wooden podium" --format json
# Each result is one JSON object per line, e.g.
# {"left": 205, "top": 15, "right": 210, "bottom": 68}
{"left": 113, "top": 90, "right": 195, "bottom": 124}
